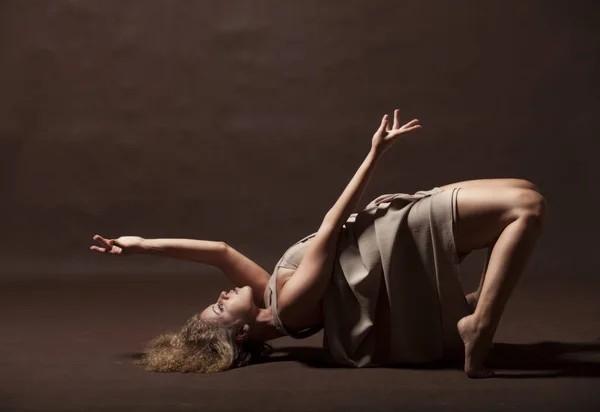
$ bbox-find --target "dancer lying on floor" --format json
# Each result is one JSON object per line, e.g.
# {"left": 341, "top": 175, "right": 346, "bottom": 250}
{"left": 90, "top": 109, "right": 547, "bottom": 378}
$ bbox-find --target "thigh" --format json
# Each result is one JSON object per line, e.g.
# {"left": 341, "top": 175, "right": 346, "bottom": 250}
{"left": 439, "top": 178, "right": 539, "bottom": 193}
{"left": 451, "top": 186, "right": 526, "bottom": 254}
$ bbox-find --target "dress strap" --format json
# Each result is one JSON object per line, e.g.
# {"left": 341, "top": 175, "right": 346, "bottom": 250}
{"left": 265, "top": 232, "right": 322, "bottom": 340}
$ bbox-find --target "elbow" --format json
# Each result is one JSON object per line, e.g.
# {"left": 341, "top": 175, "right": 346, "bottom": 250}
{"left": 322, "top": 211, "right": 345, "bottom": 232}
{"left": 214, "top": 241, "right": 230, "bottom": 267}
{"left": 319, "top": 223, "right": 335, "bottom": 234}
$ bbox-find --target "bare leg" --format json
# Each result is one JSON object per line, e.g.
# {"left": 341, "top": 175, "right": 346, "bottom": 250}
{"left": 437, "top": 178, "right": 540, "bottom": 315}
{"left": 457, "top": 214, "right": 544, "bottom": 377}
{"left": 444, "top": 184, "right": 548, "bottom": 378}
{"left": 465, "top": 242, "right": 494, "bottom": 313}
{"left": 439, "top": 178, "right": 541, "bottom": 194}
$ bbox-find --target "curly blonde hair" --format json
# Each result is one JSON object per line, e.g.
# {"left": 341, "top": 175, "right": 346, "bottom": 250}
{"left": 136, "top": 313, "right": 272, "bottom": 373}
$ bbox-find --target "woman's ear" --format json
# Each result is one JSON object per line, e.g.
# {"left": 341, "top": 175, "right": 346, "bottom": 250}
{"left": 236, "top": 324, "right": 250, "bottom": 342}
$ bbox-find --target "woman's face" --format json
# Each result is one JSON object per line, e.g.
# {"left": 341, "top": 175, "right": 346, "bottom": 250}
{"left": 199, "top": 285, "right": 256, "bottom": 326}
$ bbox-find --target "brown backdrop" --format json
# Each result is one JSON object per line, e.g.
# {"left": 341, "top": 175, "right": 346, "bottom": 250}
{"left": 1, "top": 1, "right": 599, "bottom": 411}
{"left": 1, "top": 0, "right": 598, "bottom": 278}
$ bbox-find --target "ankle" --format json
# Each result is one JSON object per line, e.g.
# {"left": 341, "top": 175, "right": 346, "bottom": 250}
{"left": 469, "top": 313, "right": 493, "bottom": 332}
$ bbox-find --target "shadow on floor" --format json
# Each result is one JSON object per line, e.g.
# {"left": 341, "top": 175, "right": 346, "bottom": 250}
{"left": 125, "top": 340, "right": 600, "bottom": 378}
{"left": 262, "top": 340, "right": 600, "bottom": 378}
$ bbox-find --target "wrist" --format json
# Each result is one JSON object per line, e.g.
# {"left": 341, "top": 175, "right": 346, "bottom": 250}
{"left": 369, "top": 146, "right": 385, "bottom": 160}
{"left": 136, "top": 238, "right": 152, "bottom": 254}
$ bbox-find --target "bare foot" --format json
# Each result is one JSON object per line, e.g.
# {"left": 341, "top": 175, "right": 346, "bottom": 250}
{"left": 465, "top": 292, "right": 479, "bottom": 314}
{"left": 456, "top": 315, "right": 495, "bottom": 378}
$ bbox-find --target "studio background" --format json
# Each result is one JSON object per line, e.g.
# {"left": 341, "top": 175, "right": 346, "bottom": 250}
{"left": 1, "top": 2, "right": 599, "bottom": 410}
{"left": 1, "top": 0, "right": 597, "bottom": 279}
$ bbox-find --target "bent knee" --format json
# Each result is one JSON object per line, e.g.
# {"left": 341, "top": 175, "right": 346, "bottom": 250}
{"left": 512, "top": 188, "right": 548, "bottom": 229}
{"left": 511, "top": 178, "right": 541, "bottom": 193}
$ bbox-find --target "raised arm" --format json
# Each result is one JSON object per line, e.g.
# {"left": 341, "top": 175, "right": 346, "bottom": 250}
{"left": 277, "top": 110, "right": 421, "bottom": 326}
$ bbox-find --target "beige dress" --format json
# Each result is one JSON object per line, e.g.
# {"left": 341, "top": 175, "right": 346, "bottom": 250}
{"left": 264, "top": 186, "right": 483, "bottom": 367}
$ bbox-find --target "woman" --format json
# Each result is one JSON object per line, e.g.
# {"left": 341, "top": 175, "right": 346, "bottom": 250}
{"left": 90, "top": 110, "right": 548, "bottom": 378}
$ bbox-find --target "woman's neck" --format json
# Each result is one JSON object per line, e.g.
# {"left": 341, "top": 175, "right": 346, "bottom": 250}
{"left": 248, "top": 307, "right": 284, "bottom": 341}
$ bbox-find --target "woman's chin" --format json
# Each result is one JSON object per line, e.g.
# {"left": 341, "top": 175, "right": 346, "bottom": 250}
{"left": 241, "top": 285, "right": 253, "bottom": 298}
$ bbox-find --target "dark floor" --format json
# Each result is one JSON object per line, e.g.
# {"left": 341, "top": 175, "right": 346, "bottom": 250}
{"left": 1, "top": 268, "right": 599, "bottom": 412}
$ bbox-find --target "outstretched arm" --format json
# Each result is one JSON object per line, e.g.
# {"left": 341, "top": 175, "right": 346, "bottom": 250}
{"left": 90, "top": 235, "right": 269, "bottom": 305}
{"left": 138, "top": 238, "right": 228, "bottom": 267}
{"left": 90, "top": 235, "right": 227, "bottom": 266}
{"left": 142, "top": 238, "right": 270, "bottom": 305}
{"left": 278, "top": 110, "right": 421, "bottom": 327}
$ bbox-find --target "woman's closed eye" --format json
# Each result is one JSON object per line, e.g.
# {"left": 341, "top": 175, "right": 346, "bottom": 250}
{"left": 211, "top": 302, "right": 225, "bottom": 315}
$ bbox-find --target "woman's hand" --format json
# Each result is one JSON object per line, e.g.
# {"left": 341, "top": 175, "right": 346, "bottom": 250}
{"left": 90, "top": 234, "right": 145, "bottom": 256}
{"left": 371, "top": 109, "right": 422, "bottom": 155}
